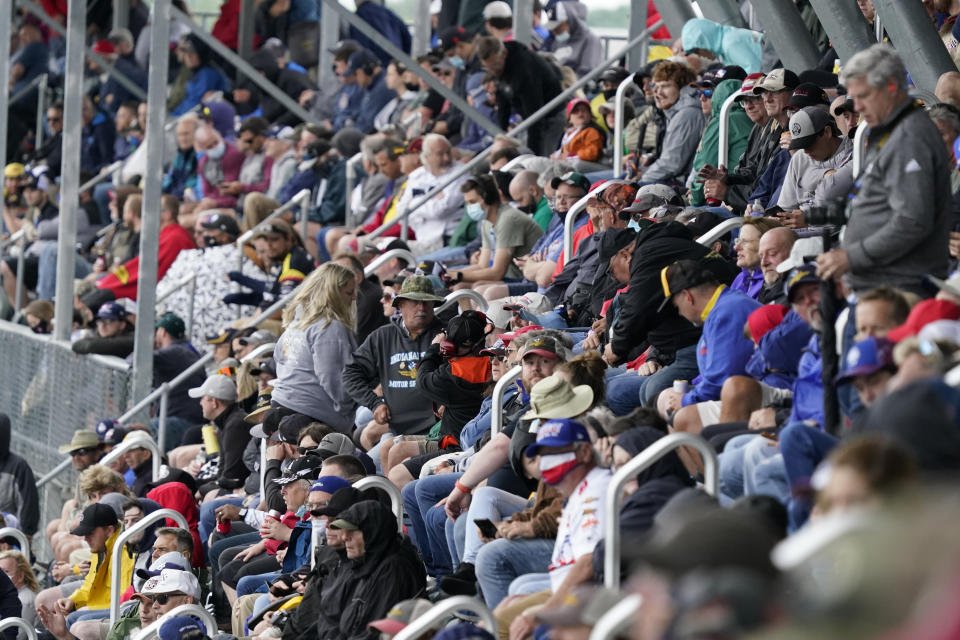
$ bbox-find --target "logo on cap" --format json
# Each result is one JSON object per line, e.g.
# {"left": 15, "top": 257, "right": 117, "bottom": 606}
{"left": 791, "top": 122, "right": 802, "bottom": 135}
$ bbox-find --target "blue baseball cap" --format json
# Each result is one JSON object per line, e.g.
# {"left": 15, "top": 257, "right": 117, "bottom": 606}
{"left": 158, "top": 616, "right": 206, "bottom": 640}
{"left": 96, "top": 301, "right": 128, "bottom": 321}
{"left": 784, "top": 263, "right": 819, "bottom": 302}
{"left": 835, "top": 336, "right": 895, "bottom": 383}
{"left": 525, "top": 418, "right": 591, "bottom": 458}
{"left": 953, "top": 135, "right": 960, "bottom": 170}
{"left": 346, "top": 49, "right": 379, "bottom": 76}
{"left": 310, "top": 475, "right": 351, "bottom": 495}
{"left": 95, "top": 418, "right": 119, "bottom": 440}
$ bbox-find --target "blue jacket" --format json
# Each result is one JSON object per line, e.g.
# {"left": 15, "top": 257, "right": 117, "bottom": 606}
{"left": 352, "top": 2, "right": 412, "bottom": 65}
{"left": 283, "top": 519, "right": 312, "bottom": 572}
{"left": 332, "top": 84, "right": 363, "bottom": 131}
{"left": 683, "top": 286, "right": 762, "bottom": 406}
{"left": 789, "top": 333, "right": 824, "bottom": 427}
{"left": 81, "top": 112, "right": 117, "bottom": 175}
{"left": 354, "top": 71, "right": 396, "bottom": 134}
{"left": 731, "top": 267, "right": 763, "bottom": 300}
{"left": 172, "top": 66, "right": 230, "bottom": 116}
{"left": 745, "top": 310, "right": 813, "bottom": 390}
{"left": 162, "top": 149, "right": 199, "bottom": 199}
{"left": 747, "top": 148, "right": 791, "bottom": 209}
{"left": 100, "top": 57, "right": 148, "bottom": 113}
{"left": 459, "top": 387, "right": 519, "bottom": 449}
{"left": 277, "top": 165, "right": 321, "bottom": 207}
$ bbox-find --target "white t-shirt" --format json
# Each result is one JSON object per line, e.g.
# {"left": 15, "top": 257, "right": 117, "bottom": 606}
{"left": 549, "top": 466, "right": 613, "bottom": 591}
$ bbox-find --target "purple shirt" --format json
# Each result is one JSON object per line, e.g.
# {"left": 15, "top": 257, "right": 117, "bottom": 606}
{"left": 731, "top": 268, "right": 764, "bottom": 301}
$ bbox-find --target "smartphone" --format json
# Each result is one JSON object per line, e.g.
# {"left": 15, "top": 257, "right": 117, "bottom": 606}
{"left": 474, "top": 518, "right": 498, "bottom": 539}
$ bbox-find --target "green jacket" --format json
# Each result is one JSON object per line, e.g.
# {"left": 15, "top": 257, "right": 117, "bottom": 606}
{"left": 532, "top": 196, "right": 553, "bottom": 232}
{"left": 689, "top": 79, "right": 754, "bottom": 206}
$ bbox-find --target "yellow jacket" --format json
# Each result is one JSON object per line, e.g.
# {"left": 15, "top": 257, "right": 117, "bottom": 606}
{"left": 70, "top": 528, "right": 135, "bottom": 611}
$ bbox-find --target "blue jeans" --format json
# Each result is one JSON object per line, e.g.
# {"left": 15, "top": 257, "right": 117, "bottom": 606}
{"left": 237, "top": 571, "right": 280, "bottom": 597}
{"left": 742, "top": 435, "right": 784, "bottom": 499}
{"left": 66, "top": 608, "right": 109, "bottom": 626}
{"left": 717, "top": 433, "right": 759, "bottom": 505}
{"left": 210, "top": 531, "right": 260, "bottom": 572}
{"left": 475, "top": 538, "right": 555, "bottom": 609}
{"left": 780, "top": 422, "right": 838, "bottom": 529}
{"left": 199, "top": 497, "right": 246, "bottom": 549}
{"left": 402, "top": 473, "right": 459, "bottom": 576}
{"left": 446, "top": 510, "right": 468, "bottom": 568}
{"left": 462, "top": 487, "right": 529, "bottom": 564}
{"left": 606, "top": 344, "right": 700, "bottom": 413}
{"left": 37, "top": 243, "right": 92, "bottom": 300}
{"left": 508, "top": 571, "right": 553, "bottom": 596}
{"left": 418, "top": 245, "right": 469, "bottom": 265}
{"left": 606, "top": 372, "right": 646, "bottom": 416}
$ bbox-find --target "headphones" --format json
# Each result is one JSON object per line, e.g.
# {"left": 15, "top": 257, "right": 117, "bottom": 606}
{"left": 472, "top": 173, "right": 500, "bottom": 205}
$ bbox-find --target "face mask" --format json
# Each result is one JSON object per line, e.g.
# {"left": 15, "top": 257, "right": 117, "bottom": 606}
{"left": 603, "top": 88, "right": 617, "bottom": 101}
{"left": 295, "top": 505, "right": 307, "bottom": 518}
{"left": 31, "top": 320, "right": 48, "bottom": 334}
{"left": 628, "top": 219, "right": 641, "bottom": 231}
{"left": 312, "top": 517, "right": 327, "bottom": 541}
{"left": 207, "top": 141, "right": 225, "bottom": 160}
{"left": 404, "top": 81, "right": 420, "bottom": 92}
{"left": 539, "top": 452, "right": 579, "bottom": 485}
{"left": 203, "top": 235, "right": 219, "bottom": 248}
{"left": 449, "top": 55, "right": 465, "bottom": 69}
{"left": 518, "top": 202, "right": 536, "bottom": 214}
{"left": 554, "top": 31, "right": 571, "bottom": 43}
{"left": 466, "top": 201, "right": 486, "bottom": 221}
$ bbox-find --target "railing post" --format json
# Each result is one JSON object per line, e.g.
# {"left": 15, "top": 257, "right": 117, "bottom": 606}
{"left": 0, "top": 0, "right": 10, "bottom": 176}
{"left": 512, "top": 0, "right": 533, "bottom": 47}
{"left": 852, "top": 123, "right": 868, "bottom": 178}
{"left": 696, "top": 217, "right": 742, "bottom": 246}
{"left": 392, "top": 596, "right": 497, "bottom": 640}
{"left": 158, "top": 384, "right": 170, "bottom": 454}
{"left": 35, "top": 73, "right": 47, "bottom": 150}
{"left": 98, "top": 434, "right": 163, "bottom": 481}
{"left": 435, "top": 290, "right": 489, "bottom": 313}
{"left": 362, "top": 248, "right": 417, "bottom": 277}
{"left": 490, "top": 365, "right": 521, "bottom": 437}
{"left": 352, "top": 476, "right": 404, "bottom": 534}
{"left": 650, "top": 0, "right": 696, "bottom": 39}
{"left": 588, "top": 594, "right": 643, "bottom": 640}
{"left": 412, "top": 0, "right": 432, "bottom": 57}
{"left": 627, "top": 0, "right": 648, "bottom": 70}
{"left": 260, "top": 438, "right": 267, "bottom": 499}
{"left": 14, "top": 233, "right": 25, "bottom": 315}
{"left": 564, "top": 181, "right": 630, "bottom": 261}
{"left": 0, "top": 527, "right": 30, "bottom": 558}
{"left": 716, "top": 91, "right": 739, "bottom": 169}
{"left": 0, "top": 618, "right": 37, "bottom": 640}
{"left": 344, "top": 153, "right": 363, "bottom": 226}
{"left": 613, "top": 76, "right": 634, "bottom": 177}
{"left": 131, "top": 604, "right": 218, "bottom": 640}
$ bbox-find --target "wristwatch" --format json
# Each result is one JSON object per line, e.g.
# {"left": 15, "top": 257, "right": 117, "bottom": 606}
{"left": 238, "top": 507, "right": 249, "bottom": 519}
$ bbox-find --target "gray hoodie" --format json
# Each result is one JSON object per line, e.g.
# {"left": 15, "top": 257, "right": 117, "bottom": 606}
{"left": 644, "top": 86, "right": 706, "bottom": 183}
{"left": 543, "top": 1, "right": 602, "bottom": 78}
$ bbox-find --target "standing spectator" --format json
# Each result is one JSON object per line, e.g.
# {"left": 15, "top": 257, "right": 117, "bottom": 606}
{"left": 187, "top": 375, "right": 249, "bottom": 486}
{"left": 351, "top": 0, "right": 413, "bottom": 65}
{"left": 169, "top": 35, "right": 229, "bottom": 117}
{"left": 0, "top": 415, "right": 39, "bottom": 537}
{"left": 817, "top": 44, "right": 952, "bottom": 296}
{"left": 7, "top": 24, "right": 48, "bottom": 158}
{"left": 152, "top": 312, "right": 206, "bottom": 449}
{"left": 541, "top": 1, "right": 602, "bottom": 78}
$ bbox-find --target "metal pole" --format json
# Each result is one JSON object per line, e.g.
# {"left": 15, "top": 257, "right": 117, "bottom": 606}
{"left": 318, "top": 0, "right": 340, "bottom": 91}
{"left": 98, "top": 434, "right": 163, "bottom": 480}
{"left": 650, "top": 0, "right": 696, "bottom": 39}
{"left": 435, "top": 289, "right": 489, "bottom": 313}
{"left": 412, "top": 0, "right": 431, "bottom": 57}
{"left": 512, "top": 0, "right": 533, "bottom": 47}
{"left": 186, "top": 274, "right": 196, "bottom": 340}
{"left": 36, "top": 457, "right": 72, "bottom": 488}
{"left": 132, "top": 0, "right": 171, "bottom": 409}
{"left": 696, "top": 216, "right": 742, "bottom": 246}
{"left": 393, "top": 597, "right": 497, "bottom": 640}
{"left": 320, "top": 0, "right": 503, "bottom": 138}
{"left": 52, "top": 0, "right": 85, "bottom": 341}
{"left": 490, "top": 365, "right": 520, "bottom": 437}
{"left": 353, "top": 476, "right": 403, "bottom": 532}
{"left": 344, "top": 153, "right": 363, "bottom": 225}
{"left": 78, "top": 160, "right": 124, "bottom": 193}
{"left": 0, "top": 527, "right": 30, "bottom": 558}
{"left": 613, "top": 76, "right": 633, "bottom": 177}
{"left": 716, "top": 91, "right": 738, "bottom": 168}
{"left": 871, "top": 0, "right": 957, "bottom": 95}
{"left": 627, "top": 0, "right": 648, "bottom": 71}
{"left": 14, "top": 234, "right": 24, "bottom": 314}
{"left": 132, "top": 605, "right": 218, "bottom": 640}
{"left": 35, "top": 73, "right": 47, "bottom": 150}
{"left": 307, "top": 179, "right": 326, "bottom": 243}
{"left": 564, "top": 181, "right": 629, "bottom": 261}
{"left": 259, "top": 438, "right": 267, "bottom": 499}
{"left": 852, "top": 123, "right": 868, "bottom": 178}
{"left": 158, "top": 384, "right": 170, "bottom": 454}
{"left": 237, "top": 0, "right": 256, "bottom": 75}
{"left": 747, "top": 0, "right": 823, "bottom": 71}
{"left": 696, "top": 0, "right": 746, "bottom": 27}
{"left": 113, "top": 0, "right": 129, "bottom": 30}
{"left": 588, "top": 595, "right": 642, "bottom": 640}
{"left": 362, "top": 248, "right": 418, "bottom": 277}
{"left": 0, "top": 619, "right": 37, "bottom": 640}
{"left": 806, "top": 0, "right": 875, "bottom": 65}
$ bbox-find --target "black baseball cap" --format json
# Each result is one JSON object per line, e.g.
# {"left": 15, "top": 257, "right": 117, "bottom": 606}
{"left": 446, "top": 310, "right": 489, "bottom": 350}
{"left": 657, "top": 259, "right": 720, "bottom": 312}
{"left": 71, "top": 503, "right": 120, "bottom": 536}
{"left": 549, "top": 171, "right": 590, "bottom": 193}
{"left": 200, "top": 212, "right": 241, "bottom": 238}
{"left": 273, "top": 453, "right": 324, "bottom": 486}
{"left": 786, "top": 82, "right": 830, "bottom": 111}
{"left": 598, "top": 228, "right": 637, "bottom": 262}
{"left": 277, "top": 413, "right": 315, "bottom": 444}
{"left": 438, "top": 26, "right": 475, "bottom": 51}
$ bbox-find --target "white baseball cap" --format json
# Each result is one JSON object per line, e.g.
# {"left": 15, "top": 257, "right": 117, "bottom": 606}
{"left": 140, "top": 569, "right": 201, "bottom": 599}
{"left": 483, "top": 1, "right": 512, "bottom": 19}
{"left": 187, "top": 374, "right": 237, "bottom": 402}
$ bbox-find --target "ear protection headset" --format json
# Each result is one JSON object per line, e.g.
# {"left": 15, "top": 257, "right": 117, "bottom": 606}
{"left": 473, "top": 173, "right": 500, "bottom": 205}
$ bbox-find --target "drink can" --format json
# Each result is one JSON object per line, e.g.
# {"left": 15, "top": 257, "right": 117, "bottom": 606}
{"left": 216, "top": 516, "right": 231, "bottom": 534}
{"left": 673, "top": 379, "right": 690, "bottom": 394}
{"left": 267, "top": 509, "right": 282, "bottom": 522}
{"left": 201, "top": 424, "right": 220, "bottom": 454}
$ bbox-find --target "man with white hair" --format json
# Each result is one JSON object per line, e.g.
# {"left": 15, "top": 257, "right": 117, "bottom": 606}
{"left": 816, "top": 44, "right": 951, "bottom": 296}
{"left": 394, "top": 133, "right": 468, "bottom": 254}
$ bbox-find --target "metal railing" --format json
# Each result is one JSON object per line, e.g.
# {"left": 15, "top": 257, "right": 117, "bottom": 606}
{"left": 35, "top": 73, "right": 48, "bottom": 150}
{"left": 716, "top": 91, "right": 740, "bottom": 169}
{"left": 8, "top": 71, "right": 46, "bottom": 107}
{"left": 110, "top": 508, "right": 189, "bottom": 625}
{"left": 612, "top": 74, "right": 635, "bottom": 174}
{"left": 79, "top": 160, "right": 124, "bottom": 193}
{"left": 363, "top": 20, "right": 666, "bottom": 244}
{"left": 852, "top": 120, "right": 868, "bottom": 178}
{"left": 99, "top": 432, "right": 162, "bottom": 480}
{"left": 236, "top": 189, "right": 312, "bottom": 249}
{"left": 564, "top": 180, "right": 630, "bottom": 260}
{"left": 500, "top": 154, "right": 536, "bottom": 172}
{"left": 696, "top": 216, "right": 743, "bottom": 247}
{"left": 240, "top": 342, "right": 277, "bottom": 365}
{"left": 0, "top": 229, "right": 27, "bottom": 315}
{"left": 353, "top": 476, "right": 403, "bottom": 534}
{"left": 344, "top": 152, "right": 364, "bottom": 227}
{"left": 490, "top": 365, "right": 521, "bottom": 437}
{"left": 393, "top": 596, "right": 497, "bottom": 640}
{"left": 131, "top": 604, "right": 218, "bottom": 640}
{"left": 588, "top": 594, "right": 642, "bottom": 640}
{"left": 0, "top": 527, "right": 30, "bottom": 558}
{"left": 603, "top": 432, "right": 718, "bottom": 589}
{"left": 0, "top": 618, "right": 37, "bottom": 640}
{"left": 363, "top": 248, "right": 418, "bottom": 277}
{"left": 436, "top": 289, "right": 489, "bottom": 313}
{"left": 157, "top": 274, "right": 196, "bottom": 340}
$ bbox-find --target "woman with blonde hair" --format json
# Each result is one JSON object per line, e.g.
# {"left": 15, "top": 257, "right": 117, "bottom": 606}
{"left": 271, "top": 263, "right": 360, "bottom": 434}
{"left": 0, "top": 549, "right": 40, "bottom": 633}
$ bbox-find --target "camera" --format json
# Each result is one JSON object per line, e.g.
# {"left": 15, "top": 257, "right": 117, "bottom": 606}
{"left": 804, "top": 198, "right": 848, "bottom": 227}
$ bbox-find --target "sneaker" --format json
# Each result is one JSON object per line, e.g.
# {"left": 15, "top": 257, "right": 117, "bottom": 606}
{"left": 439, "top": 562, "right": 477, "bottom": 596}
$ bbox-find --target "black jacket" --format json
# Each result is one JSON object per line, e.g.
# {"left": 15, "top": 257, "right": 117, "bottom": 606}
{"left": 215, "top": 404, "right": 252, "bottom": 486}
{"left": 314, "top": 502, "right": 426, "bottom": 640}
{"left": 286, "top": 545, "right": 345, "bottom": 640}
{"left": 0, "top": 415, "right": 39, "bottom": 535}
{"left": 71, "top": 326, "right": 135, "bottom": 358}
{"left": 726, "top": 120, "right": 783, "bottom": 208}
{"left": 130, "top": 458, "right": 153, "bottom": 498}
{"left": 417, "top": 345, "right": 490, "bottom": 443}
{"left": 0, "top": 571, "right": 20, "bottom": 640}
{"left": 154, "top": 341, "right": 205, "bottom": 424}
{"left": 495, "top": 42, "right": 563, "bottom": 155}
{"left": 356, "top": 276, "right": 387, "bottom": 345}
{"left": 610, "top": 222, "right": 738, "bottom": 363}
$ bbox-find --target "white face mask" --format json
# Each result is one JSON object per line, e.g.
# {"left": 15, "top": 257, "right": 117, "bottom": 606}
{"left": 554, "top": 31, "right": 571, "bottom": 43}
{"left": 207, "top": 140, "right": 226, "bottom": 160}
{"left": 466, "top": 201, "right": 486, "bottom": 221}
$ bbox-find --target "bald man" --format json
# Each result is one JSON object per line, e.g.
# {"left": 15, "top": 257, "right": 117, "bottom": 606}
{"left": 936, "top": 71, "right": 960, "bottom": 108}
{"left": 758, "top": 227, "right": 797, "bottom": 304}
{"left": 508, "top": 170, "right": 552, "bottom": 231}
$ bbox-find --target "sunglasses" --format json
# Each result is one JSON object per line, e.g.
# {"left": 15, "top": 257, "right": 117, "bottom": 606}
{"left": 698, "top": 88, "right": 713, "bottom": 99}
{"left": 490, "top": 354, "right": 506, "bottom": 362}
{"left": 381, "top": 292, "right": 395, "bottom": 302}
{"left": 71, "top": 448, "right": 94, "bottom": 457}
{"left": 143, "top": 592, "right": 183, "bottom": 605}
{"left": 296, "top": 445, "right": 316, "bottom": 455}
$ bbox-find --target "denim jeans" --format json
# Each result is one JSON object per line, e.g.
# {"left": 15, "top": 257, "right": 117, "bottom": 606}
{"left": 66, "top": 608, "right": 109, "bottom": 626}
{"left": 508, "top": 571, "right": 553, "bottom": 596}
{"left": 209, "top": 531, "right": 260, "bottom": 572}
{"left": 417, "top": 245, "right": 469, "bottom": 266}
{"left": 475, "top": 538, "right": 555, "bottom": 608}
{"left": 237, "top": 571, "right": 280, "bottom": 597}
{"left": 462, "top": 487, "right": 529, "bottom": 564}
{"left": 717, "top": 433, "right": 759, "bottom": 505}
{"left": 402, "top": 473, "right": 459, "bottom": 576}
{"left": 199, "top": 497, "right": 246, "bottom": 549}
{"left": 742, "top": 435, "right": 783, "bottom": 499}
{"left": 779, "top": 422, "right": 838, "bottom": 530}
{"left": 639, "top": 344, "right": 700, "bottom": 407}
{"left": 446, "top": 510, "right": 468, "bottom": 568}
{"left": 37, "top": 243, "right": 92, "bottom": 301}
{"left": 606, "top": 372, "right": 646, "bottom": 416}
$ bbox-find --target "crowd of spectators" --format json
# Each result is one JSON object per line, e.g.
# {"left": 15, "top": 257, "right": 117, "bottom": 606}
{"left": 2, "top": 0, "right": 960, "bottom": 639}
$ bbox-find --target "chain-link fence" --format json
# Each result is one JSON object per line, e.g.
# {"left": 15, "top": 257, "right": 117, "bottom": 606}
{"left": 0, "top": 321, "right": 132, "bottom": 561}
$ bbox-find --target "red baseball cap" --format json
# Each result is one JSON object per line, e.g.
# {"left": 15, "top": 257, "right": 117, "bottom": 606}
{"left": 92, "top": 40, "right": 116, "bottom": 55}
{"left": 886, "top": 299, "right": 960, "bottom": 343}
{"left": 566, "top": 97, "right": 591, "bottom": 118}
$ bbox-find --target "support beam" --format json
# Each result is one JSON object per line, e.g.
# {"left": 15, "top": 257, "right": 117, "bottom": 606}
{"left": 697, "top": 0, "right": 746, "bottom": 28}
{"left": 318, "top": 2, "right": 340, "bottom": 91}
{"left": 53, "top": 0, "right": 84, "bottom": 341}
{"left": 412, "top": 0, "right": 432, "bottom": 57}
{"left": 131, "top": 0, "right": 171, "bottom": 407}
{"left": 627, "top": 0, "right": 648, "bottom": 71}
{"left": 806, "top": 0, "right": 875, "bottom": 65}
{"left": 748, "top": 0, "right": 823, "bottom": 72}
{"left": 237, "top": 0, "right": 256, "bottom": 78}
{"left": 650, "top": 0, "right": 696, "bottom": 40}
{"left": 512, "top": 0, "right": 533, "bottom": 48}
{"left": 0, "top": 0, "right": 11, "bottom": 166}
{"left": 113, "top": 0, "right": 129, "bottom": 30}
{"left": 872, "top": 0, "right": 957, "bottom": 94}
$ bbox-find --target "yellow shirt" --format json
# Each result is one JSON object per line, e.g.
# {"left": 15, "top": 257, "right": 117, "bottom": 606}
{"left": 70, "top": 528, "right": 135, "bottom": 611}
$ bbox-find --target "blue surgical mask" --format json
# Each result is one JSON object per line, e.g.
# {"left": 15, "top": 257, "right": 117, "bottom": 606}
{"left": 207, "top": 140, "right": 225, "bottom": 160}
{"left": 628, "top": 219, "right": 641, "bottom": 231}
{"left": 466, "top": 202, "right": 486, "bottom": 221}
{"left": 554, "top": 31, "right": 571, "bottom": 43}
{"left": 295, "top": 505, "right": 307, "bottom": 518}
{"left": 449, "top": 55, "right": 465, "bottom": 69}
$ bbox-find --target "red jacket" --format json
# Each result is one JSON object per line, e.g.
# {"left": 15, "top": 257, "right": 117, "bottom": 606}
{"left": 97, "top": 223, "right": 196, "bottom": 300}
{"left": 146, "top": 482, "right": 205, "bottom": 568}
{"left": 198, "top": 143, "right": 246, "bottom": 208}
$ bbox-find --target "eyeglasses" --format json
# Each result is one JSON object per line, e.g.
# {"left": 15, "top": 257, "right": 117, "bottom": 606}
{"left": 71, "top": 448, "right": 94, "bottom": 457}
{"left": 142, "top": 592, "right": 184, "bottom": 605}
{"left": 381, "top": 292, "right": 395, "bottom": 302}
{"left": 305, "top": 500, "right": 329, "bottom": 511}
{"left": 490, "top": 354, "right": 506, "bottom": 362}
{"left": 699, "top": 88, "right": 713, "bottom": 99}
{"left": 296, "top": 446, "right": 316, "bottom": 455}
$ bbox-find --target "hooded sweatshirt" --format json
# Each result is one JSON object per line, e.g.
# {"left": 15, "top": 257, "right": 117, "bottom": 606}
{"left": 416, "top": 344, "right": 491, "bottom": 444}
{"left": 643, "top": 86, "right": 706, "bottom": 183}
{"left": 689, "top": 79, "right": 754, "bottom": 206}
{"left": 680, "top": 18, "right": 763, "bottom": 73}
{"left": 343, "top": 315, "right": 444, "bottom": 435}
{"left": 0, "top": 415, "right": 39, "bottom": 535}
{"left": 146, "top": 482, "right": 205, "bottom": 567}
{"left": 542, "top": 2, "right": 602, "bottom": 78}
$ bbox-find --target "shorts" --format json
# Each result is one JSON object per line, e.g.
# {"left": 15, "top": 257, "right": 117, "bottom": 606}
{"left": 402, "top": 448, "right": 444, "bottom": 478}
{"left": 760, "top": 383, "right": 792, "bottom": 406}
{"left": 696, "top": 400, "right": 723, "bottom": 427}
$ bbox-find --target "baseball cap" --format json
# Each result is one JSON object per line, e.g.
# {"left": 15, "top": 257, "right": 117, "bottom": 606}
{"left": 714, "top": 65, "right": 747, "bottom": 83}
{"left": 345, "top": 49, "right": 379, "bottom": 76}
{"left": 549, "top": 171, "right": 590, "bottom": 193}
{"left": 141, "top": 568, "right": 202, "bottom": 599}
{"left": 328, "top": 513, "right": 360, "bottom": 531}
{"left": 70, "top": 503, "right": 120, "bottom": 536}
{"left": 368, "top": 599, "right": 433, "bottom": 634}
{"left": 484, "top": 306, "right": 513, "bottom": 331}
{"left": 157, "top": 616, "right": 206, "bottom": 640}
{"left": 135, "top": 551, "right": 190, "bottom": 580}
{"left": 598, "top": 228, "right": 637, "bottom": 262}
{"left": 683, "top": 210, "right": 727, "bottom": 238}
{"left": 438, "top": 26, "right": 475, "bottom": 51}
{"left": 205, "top": 327, "right": 237, "bottom": 345}
{"left": 272, "top": 453, "right": 324, "bottom": 486}
{"left": 102, "top": 426, "right": 129, "bottom": 447}
{"left": 524, "top": 418, "right": 591, "bottom": 457}
{"left": 480, "top": 338, "right": 508, "bottom": 358}
{"left": 752, "top": 68, "right": 799, "bottom": 94}
{"left": 187, "top": 374, "right": 237, "bottom": 402}
{"left": 97, "top": 301, "right": 128, "bottom": 321}
{"left": 59, "top": 429, "right": 101, "bottom": 454}
{"left": 238, "top": 329, "right": 277, "bottom": 348}
{"left": 786, "top": 83, "right": 830, "bottom": 111}
{"left": 199, "top": 212, "right": 240, "bottom": 238}
{"left": 252, "top": 219, "right": 293, "bottom": 239}
{"left": 544, "top": 2, "right": 570, "bottom": 30}
{"left": 498, "top": 324, "right": 542, "bottom": 346}
{"left": 747, "top": 304, "right": 789, "bottom": 343}
{"left": 784, "top": 263, "right": 819, "bottom": 303}
{"left": 309, "top": 475, "right": 351, "bottom": 495}
{"left": 519, "top": 335, "right": 564, "bottom": 360}
{"left": 657, "top": 259, "right": 719, "bottom": 312}
{"left": 886, "top": 299, "right": 960, "bottom": 343}
{"left": 393, "top": 275, "right": 445, "bottom": 306}
{"left": 245, "top": 388, "right": 273, "bottom": 426}
{"left": 314, "top": 433, "right": 355, "bottom": 457}
{"left": 327, "top": 39, "right": 361, "bottom": 56}
{"left": 522, "top": 376, "right": 594, "bottom": 422}
{"left": 621, "top": 183, "right": 681, "bottom": 217}
{"left": 4, "top": 162, "right": 24, "bottom": 178}
{"left": 276, "top": 413, "right": 315, "bottom": 444}
{"left": 788, "top": 107, "right": 833, "bottom": 150}
{"left": 91, "top": 39, "right": 115, "bottom": 55}
{"left": 565, "top": 97, "right": 591, "bottom": 118}
{"left": 95, "top": 418, "right": 119, "bottom": 441}
{"left": 311, "top": 486, "right": 364, "bottom": 518}
{"left": 107, "top": 27, "right": 134, "bottom": 48}
{"left": 482, "top": 1, "right": 512, "bottom": 19}
{"left": 446, "top": 310, "right": 489, "bottom": 351}
{"left": 249, "top": 358, "right": 277, "bottom": 378}
{"left": 599, "top": 67, "right": 629, "bottom": 85}
{"left": 836, "top": 336, "right": 896, "bottom": 383}
{"left": 734, "top": 72, "right": 765, "bottom": 100}
{"left": 155, "top": 312, "right": 186, "bottom": 339}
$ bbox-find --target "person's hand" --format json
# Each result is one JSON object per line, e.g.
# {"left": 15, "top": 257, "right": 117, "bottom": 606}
{"left": 216, "top": 504, "right": 242, "bottom": 522}
{"left": 432, "top": 332, "right": 447, "bottom": 345}
{"left": 237, "top": 540, "right": 267, "bottom": 561}
{"left": 298, "top": 89, "right": 314, "bottom": 107}
{"left": 499, "top": 520, "right": 534, "bottom": 539}
{"left": 581, "top": 331, "right": 601, "bottom": 351}
{"left": 703, "top": 179, "right": 727, "bottom": 201}
{"left": 373, "top": 403, "right": 391, "bottom": 425}
{"left": 269, "top": 0, "right": 291, "bottom": 16}
{"left": 276, "top": 547, "right": 287, "bottom": 564}
{"left": 591, "top": 316, "right": 607, "bottom": 335}
{"left": 778, "top": 209, "right": 806, "bottom": 229}
{"left": 636, "top": 360, "right": 661, "bottom": 376}
{"left": 220, "top": 181, "right": 243, "bottom": 195}
{"left": 433, "top": 460, "right": 455, "bottom": 474}
{"left": 260, "top": 518, "right": 292, "bottom": 542}
{"left": 77, "top": 560, "right": 90, "bottom": 575}
{"left": 55, "top": 598, "right": 75, "bottom": 615}
{"left": 662, "top": 389, "right": 683, "bottom": 415}
{"left": 266, "top": 441, "right": 286, "bottom": 461}
{"left": 697, "top": 164, "right": 727, "bottom": 182}
{"left": 779, "top": 131, "right": 792, "bottom": 150}
{"left": 748, "top": 408, "right": 777, "bottom": 430}
{"left": 949, "top": 231, "right": 960, "bottom": 259}
{"left": 51, "top": 562, "right": 71, "bottom": 582}
{"left": 602, "top": 343, "right": 620, "bottom": 366}
{"left": 444, "top": 486, "right": 472, "bottom": 520}
{"left": 509, "top": 611, "right": 538, "bottom": 640}
{"left": 816, "top": 248, "right": 850, "bottom": 280}
{"left": 37, "top": 604, "right": 69, "bottom": 640}
{"left": 595, "top": 436, "right": 614, "bottom": 467}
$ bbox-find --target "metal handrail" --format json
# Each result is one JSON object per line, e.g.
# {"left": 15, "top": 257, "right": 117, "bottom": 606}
{"left": 0, "top": 228, "right": 26, "bottom": 252}
{"left": 79, "top": 160, "right": 124, "bottom": 193}
{"left": 0, "top": 618, "right": 37, "bottom": 640}
{"left": 353, "top": 476, "right": 404, "bottom": 534}
{"left": 612, "top": 74, "right": 635, "bottom": 174}
{"left": 852, "top": 120, "right": 868, "bottom": 178}
{"left": 0, "top": 527, "right": 30, "bottom": 558}
{"left": 236, "top": 189, "right": 312, "bottom": 247}
{"left": 13, "top": 232, "right": 25, "bottom": 315}
{"left": 363, "top": 248, "right": 418, "bottom": 277}
{"left": 35, "top": 73, "right": 48, "bottom": 149}
{"left": 436, "top": 289, "right": 489, "bottom": 313}
{"left": 36, "top": 456, "right": 72, "bottom": 488}
{"left": 490, "top": 365, "right": 521, "bottom": 437}
{"left": 564, "top": 180, "right": 630, "bottom": 260}
{"left": 157, "top": 273, "right": 197, "bottom": 341}
{"left": 603, "top": 432, "right": 718, "bottom": 589}
{"left": 501, "top": 154, "right": 536, "bottom": 172}
{"left": 393, "top": 596, "right": 497, "bottom": 640}
{"left": 588, "top": 594, "right": 642, "bottom": 640}
{"left": 131, "top": 604, "right": 218, "bottom": 640}
{"left": 110, "top": 508, "right": 189, "bottom": 625}
{"left": 716, "top": 91, "right": 740, "bottom": 169}
{"left": 98, "top": 433, "right": 162, "bottom": 481}
{"left": 8, "top": 71, "right": 46, "bottom": 107}
{"left": 344, "top": 153, "right": 364, "bottom": 227}
{"left": 363, "top": 20, "right": 665, "bottom": 243}
{"left": 696, "top": 216, "right": 743, "bottom": 247}
{"left": 240, "top": 342, "right": 276, "bottom": 364}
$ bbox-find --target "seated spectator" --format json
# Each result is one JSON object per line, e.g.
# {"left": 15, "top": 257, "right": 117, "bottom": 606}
{"left": 346, "top": 50, "right": 397, "bottom": 134}
{"left": 162, "top": 114, "right": 199, "bottom": 204}
{"left": 0, "top": 551, "right": 37, "bottom": 634}
{"left": 186, "top": 374, "right": 249, "bottom": 486}
{"left": 80, "top": 96, "right": 117, "bottom": 176}
{"left": 71, "top": 302, "right": 135, "bottom": 358}
{"left": 225, "top": 219, "right": 314, "bottom": 310}
{"left": 169, "top": 34, "right": 229, "bottom": 117}
{"left": 541, "top": 1, "right": 601, "bottom": 78}
{"left": 193, "top": 126, "right": 246, "bottom": 211}
{"left": 89, "top": 40, "right": 147, "bottom": 114}
{"left": 639, "top": 61, "right": 703, "bottom": 187}
{"left": 509, "top": 170, "right": 553, "bottom": 232}
{"left": 553, "top": 98, "right": 606, "bottom": 171}
{"left": 731, "top": 217, "right": 782, "bottom": 300}
{"left": 223, "top": 116, "right": 274, "bottom": 202}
